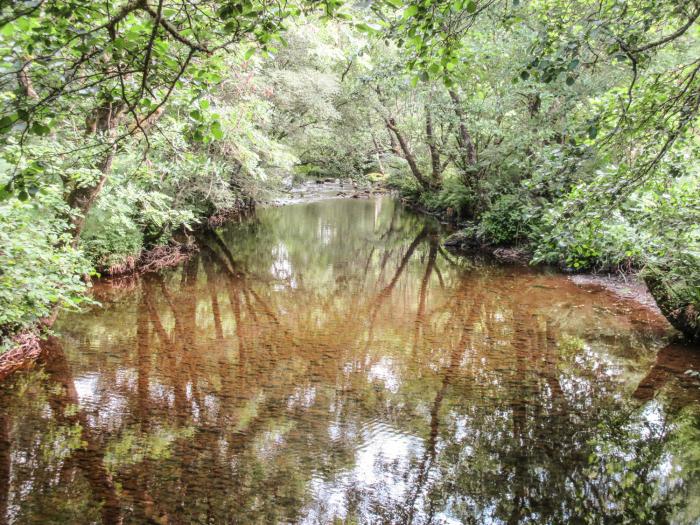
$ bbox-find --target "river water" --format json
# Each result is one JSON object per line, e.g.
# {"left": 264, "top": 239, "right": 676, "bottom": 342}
{"left": 1, "top": 198, "right": 699, "bottom": 524}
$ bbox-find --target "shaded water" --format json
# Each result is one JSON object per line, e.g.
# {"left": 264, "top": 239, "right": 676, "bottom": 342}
{"left": 1, "top": 198, "right": 700, "bottom": 524}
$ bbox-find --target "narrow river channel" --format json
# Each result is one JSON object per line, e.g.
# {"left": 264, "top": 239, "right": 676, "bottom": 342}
{"left": 1, "top": 197, "right": 699, "bottom": 524}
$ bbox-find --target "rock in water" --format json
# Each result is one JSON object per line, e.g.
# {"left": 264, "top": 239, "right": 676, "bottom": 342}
{"left": 443, "top": 231, "right": 479, "bottom": 251}
{"left": 492, "top": 247, "right": 530, "bottom": 264}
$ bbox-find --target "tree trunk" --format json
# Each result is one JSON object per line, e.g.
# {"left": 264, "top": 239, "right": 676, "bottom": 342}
{"left": 17, "top": 63, "right": 38, "bottom": 100}
{"left": 67, "top": 101, "right": 125, "bottom": 240}
{"left": 425, "top": 107, "right": 442, "bottom": 182}
{"left": 385, "top": 117, "right": 435, "bottom": 190}
{"left": 448, "top": 90, "right": 477, "bottom": 168}
{"left": 67, "top": 147, "right": 116, "bottom": 242}
{"left": 644, "top": 274, "right": 700, "bottom": 341}
{"left": 387, "top": 124, "right": 401, "bottom": 155}
{"left": 370, "top": 130, "right": 385, "bottom": 174}
{"left": 449, "top": 90, "right": 482, "bottom": 217}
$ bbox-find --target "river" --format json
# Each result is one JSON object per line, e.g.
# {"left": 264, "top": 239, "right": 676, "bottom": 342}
{"left": 1, "top": 197, "right": 699, "bottom": 524}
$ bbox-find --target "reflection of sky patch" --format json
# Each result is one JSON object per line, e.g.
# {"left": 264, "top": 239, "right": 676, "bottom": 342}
{"left": 288, "top": 386, "right": 317, "bottom": 409}
{"left": 319, "top": 222, "right": 335, "bottom": 245}
{"left": 74, "top": 373, "right": 100, "bottom": 406}
{"left": 301, "top": 422, "right": 424, "bottom": 523}
{"left": 115, "top": 368, "right": 137, "bottom": 391}
{"left": 367, "top": 357, "right": 400, "bottom": 393}
{"left": 270, "top": 242, "right": 293, "bottom": 281}
{"left": 149, "top": 382, "right": 175, "bottom": 406}
{"left": 74, "top": 372, "right": 127, "bottom": 426}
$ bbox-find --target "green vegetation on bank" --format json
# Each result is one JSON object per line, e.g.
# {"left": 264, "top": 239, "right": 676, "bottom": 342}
{"left": 0, "top": 0, "right": 698, "bottom": 349}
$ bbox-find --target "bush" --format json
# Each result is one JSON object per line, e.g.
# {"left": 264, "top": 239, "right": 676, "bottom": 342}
{"left": 81, "top": 207, "right": 144, "bottom": 272}
{"left": 426, "top": 176, "right": 476, "bottom": 218}
{"left": 532, "top": 209, "right": 642, "bottom": 271}
{"left": 0, "top": 190, "right": 93, "bottom": 345}
{"left": 81, "top": 181, "right": 196, "bottom": 272}
{"left": 478, "top": 194, "right": 530, "bottom": 246}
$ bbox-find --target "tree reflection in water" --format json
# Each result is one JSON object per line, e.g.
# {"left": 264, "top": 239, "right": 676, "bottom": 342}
{"left": 1, "top": 198, "right": 699, "bottom": 524}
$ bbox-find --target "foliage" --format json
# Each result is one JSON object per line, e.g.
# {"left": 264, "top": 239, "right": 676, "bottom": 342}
{"left": 0, "top": 176, "right": 93, "bottom": 341}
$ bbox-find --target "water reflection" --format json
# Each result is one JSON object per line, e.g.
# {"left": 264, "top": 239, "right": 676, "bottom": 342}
{"left": 1, "top": 198, "right": 699, "bottom": 524}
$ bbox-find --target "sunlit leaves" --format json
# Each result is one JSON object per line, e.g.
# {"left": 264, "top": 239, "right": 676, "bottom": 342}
{"left": 403, "top": 5, "right": 419, "bottom": 19}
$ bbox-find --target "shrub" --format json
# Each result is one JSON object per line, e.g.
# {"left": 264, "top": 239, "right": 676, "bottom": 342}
{"left": 478, "top": 194, "right": 530, "bottom": 246}
{"left": 0, "top": 190, "right": 93, "bottom": 344}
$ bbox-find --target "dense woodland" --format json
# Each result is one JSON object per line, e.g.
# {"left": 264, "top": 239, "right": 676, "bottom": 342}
{"left": 0, "top": 0, "right": 698, "bottom": 353}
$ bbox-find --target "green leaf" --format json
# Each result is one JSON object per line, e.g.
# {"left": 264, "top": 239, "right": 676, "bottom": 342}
{"left": 0, "top": 115, "right": 14, "bottom": 133}
{"left": 403, "top": 5, "right": 419, "bottom": 19}
{"left": 355, "top": 22, "right": 380, "bottom": 34}
{"left": 30, "top": 122, "right": 51, "bottom": 136}
{"left": 566, "top": 75, "right": 575, "bottom": 86}
{"left": 211, "top": 121, "right": 224, "bottom": 140}
{"left": 244, "top": 47, "right": 255, "bottom": 60}
{"left": 466, "top": 1, "right": 477, "bottom": 13}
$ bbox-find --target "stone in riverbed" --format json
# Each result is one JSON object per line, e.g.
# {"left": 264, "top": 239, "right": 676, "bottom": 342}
{"left": 492, "top": 247, "right": 530, "bottom": 264}
{"left": 443, "top": 230, "right": 479, "bottom": 251}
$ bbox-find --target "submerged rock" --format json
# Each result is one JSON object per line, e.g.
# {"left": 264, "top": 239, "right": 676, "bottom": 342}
{"left": 444, "top": 230, "right": 530, "bottom": 264}
{"left": 443, "top": 230, "right": 480, "bottom": 251}
{"left": 644, "top": 274, "right": 700, "bottom": 342}
{"left": 492, "top": 247, "right": 530, "bottom": 264}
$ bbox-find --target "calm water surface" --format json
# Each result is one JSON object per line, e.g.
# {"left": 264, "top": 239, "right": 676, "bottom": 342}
{"left": 1, "top": 198, "right": 700, "bottom": 524}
